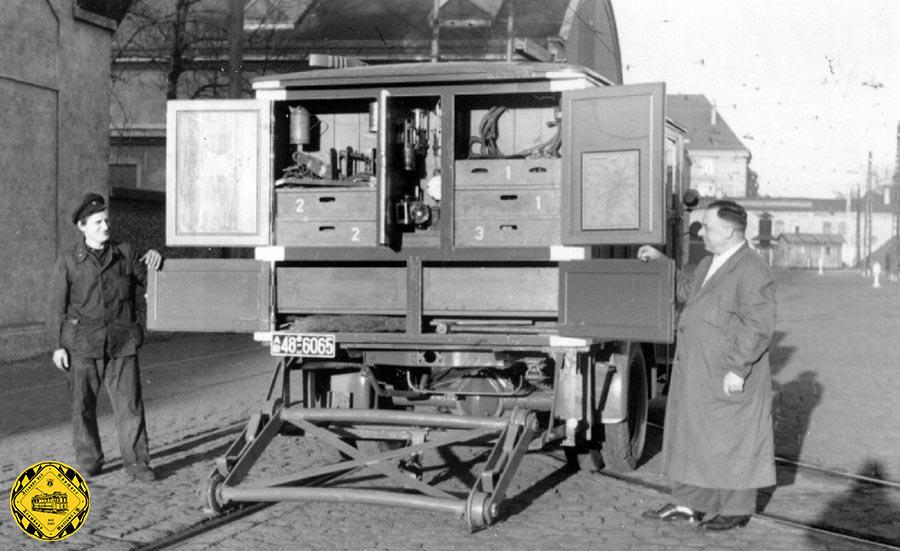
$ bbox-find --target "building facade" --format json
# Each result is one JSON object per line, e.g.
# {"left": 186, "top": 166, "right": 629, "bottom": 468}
{"left": 1, "top": 1, "right": 128, "bottom": 361}
{"left": 690, "top": 193, "right": 898, "bottom": 269}
{"left": 667, "top": 94, "right": 751, "bottom": 198}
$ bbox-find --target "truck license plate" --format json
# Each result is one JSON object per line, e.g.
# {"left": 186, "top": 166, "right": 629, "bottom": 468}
{"left": 270, "top": 333, "right": 336, "bottom": 358}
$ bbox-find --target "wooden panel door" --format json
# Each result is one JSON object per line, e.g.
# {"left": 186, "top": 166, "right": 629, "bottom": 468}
{"left": 166, "top": 100, "right": 273, "bottom": 246}
{"left": 561, "top": 83, "right": 666, "bottom": 245}
{"left": 558, "top": 258, "right": 675, "bottom": 343}
{"left": 146, "top": 259, "right": 270, "bottom": 332}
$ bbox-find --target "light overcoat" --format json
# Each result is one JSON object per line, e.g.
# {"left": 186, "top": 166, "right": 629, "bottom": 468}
{"left": 662, "top": 242, "right": 777, "bottom": 489}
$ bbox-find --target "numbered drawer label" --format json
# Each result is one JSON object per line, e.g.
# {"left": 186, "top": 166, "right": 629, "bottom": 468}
{"left": 276, "top": 220, "right": 376, "bottom": 247}
{"left": 455, "top": 188, "right": 560, "bottom": 217}
{"left": 276, "top": 189, "right": 375, "bottom": 221}
{"left": 455, "top": 158, "right": 561, "bottom": 188}
{"left": 454, "top": 217, "right": 561, "bottom": 247}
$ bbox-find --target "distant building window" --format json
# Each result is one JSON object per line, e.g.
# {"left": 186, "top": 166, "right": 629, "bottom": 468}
{"left": 109, "top": 163, "right": 138, "bottom": 189}
{"left": 697, "top": 158, "right": 716, "bottom": 177}
{"left": 823, "top": 221, "right": 832, "bottom": 234}
{"left": 793, "top": 224, "right": 800, "bottom": 234}
{"left": 825, "top": 246, "right": 831, "bottom": 255}
{"left": 838, "top": 222, "right": 847, "bottom": 236}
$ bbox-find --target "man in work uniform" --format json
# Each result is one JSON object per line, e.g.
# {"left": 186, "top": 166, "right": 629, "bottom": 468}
{"left": 637, "top": 199, "right": 777, "bottom": 531}
{"left": 48, "top": 193, "right": 162, "bottom": 482}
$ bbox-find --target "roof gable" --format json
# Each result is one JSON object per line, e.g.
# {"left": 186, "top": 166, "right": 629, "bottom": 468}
{"left": 667, "top": 94, "right": 747, "bottom": 152}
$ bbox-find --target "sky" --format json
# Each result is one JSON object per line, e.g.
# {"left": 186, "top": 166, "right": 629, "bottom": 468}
{"left": 612, "top": 0, "right": 900, "bottom": 198}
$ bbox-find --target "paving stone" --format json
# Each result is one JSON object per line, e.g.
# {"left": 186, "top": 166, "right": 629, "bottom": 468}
{"left": 3, "top": 273, "right": 900, "bottom": 550}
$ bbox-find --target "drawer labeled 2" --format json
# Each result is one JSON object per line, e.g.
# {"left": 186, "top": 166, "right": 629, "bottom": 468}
{"left": 454, "top": 217, "right": 561, "bottom": 247}
{"left": 276, "top": 220, "right": 376, "bottom": 247}
{"left": 276, "top": 188, "right": 375, "bottom": 221}
{"left": 455, "top": 188, "right": 560, "bottom": 217}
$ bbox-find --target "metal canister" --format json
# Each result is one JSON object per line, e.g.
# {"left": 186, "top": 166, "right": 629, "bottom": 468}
{"left": 289, "top": 105, "right": 310, "bottom": 145}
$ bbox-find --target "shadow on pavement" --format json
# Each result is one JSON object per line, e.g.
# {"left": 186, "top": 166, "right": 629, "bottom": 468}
{"left": 771, "top": 370, "right": 823, "bottom": 483}
{"left": 806, "top": 460, "right": 900, "bottom": 547}
{"left": 496, "top": 461, "right": 576, "bottom": 523}
{"left": 152, "top": 441, "right": 234, "bottom": 480}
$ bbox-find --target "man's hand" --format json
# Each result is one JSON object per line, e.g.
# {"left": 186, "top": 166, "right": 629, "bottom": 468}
{"left": 637, "top": 245, "right": 665, "bottom": 262}
{"left": 141, "top": 249, "right": 163, "bottom": 271}
{"left": 723, "top": 371, "right": 745, "bottom": 395}
{"left": 52, "top": 349, "right": 70, "bottom": 372}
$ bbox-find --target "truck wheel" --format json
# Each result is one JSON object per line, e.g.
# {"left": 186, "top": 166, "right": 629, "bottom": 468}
{"left": 600, "top": 346, "right": 648, "bottom": 472}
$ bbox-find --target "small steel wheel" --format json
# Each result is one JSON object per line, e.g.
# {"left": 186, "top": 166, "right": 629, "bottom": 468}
{"left": 465, "top": 492, "right": 490, "bottom": 532}
{"left": 203, "top": 473, "right": 226, "bottom": 515}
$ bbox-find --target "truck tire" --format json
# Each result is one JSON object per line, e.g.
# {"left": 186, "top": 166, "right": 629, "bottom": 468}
{"left": 600, "top": 346, "right": 648, "bottom": 472}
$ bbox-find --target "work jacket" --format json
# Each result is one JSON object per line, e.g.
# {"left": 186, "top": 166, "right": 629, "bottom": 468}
{"left": 48, "top": 239, "right": 147, "bottom": 358}
{"left": 662, "top": 242, "right": 777, "bottom": 489}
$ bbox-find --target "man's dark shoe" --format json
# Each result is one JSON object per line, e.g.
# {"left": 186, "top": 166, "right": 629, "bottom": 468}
{"left": 126, "top": 465, "right": 157, "bottom": 483}
{"left": 697, "top": 514, "right": 751, "bottom": 531}
{"left": 642, "top": 503, "right": 704, "bottom": 522}
{"left": 76, "top": 463, "right": 102, "bottom": 479}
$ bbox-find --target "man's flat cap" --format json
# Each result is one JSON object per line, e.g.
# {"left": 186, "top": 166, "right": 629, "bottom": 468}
{"left": 72, "top": 193, "right": 106, "bottom": 224}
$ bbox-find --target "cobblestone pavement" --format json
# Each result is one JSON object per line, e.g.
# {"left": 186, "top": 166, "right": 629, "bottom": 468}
{"left": 1, "top": 270, "right": 898, "bottom": 550}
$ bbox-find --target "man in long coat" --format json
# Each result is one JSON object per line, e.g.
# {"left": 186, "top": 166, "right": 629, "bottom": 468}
{"left": 637, "top": 199, "right": 777, "bottom": 531}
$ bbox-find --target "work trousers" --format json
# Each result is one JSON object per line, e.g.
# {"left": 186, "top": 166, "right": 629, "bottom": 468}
{"left": 67, "top": 354, "right": 150, "bottom": 472}
{"left": 672, "top": 482, "right": 757, "bottom": 516}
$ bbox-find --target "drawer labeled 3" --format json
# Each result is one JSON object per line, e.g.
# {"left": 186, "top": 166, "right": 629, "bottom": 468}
{"left": 454, "top": 217, "right": 561, "bottom": 247}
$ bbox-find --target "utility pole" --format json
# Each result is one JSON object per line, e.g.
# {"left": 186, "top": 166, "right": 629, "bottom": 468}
{"left": 864, "top": 151, "right": 874, "bottom": 275}
{"left": 225, "top": 0, "right": 244, "bottom": 260}
{"left": 855, "top": 184, "right": 861, "bottom": 269}
{"left": 892, "top": 123, "right": 900, "bottom": 281}
{"left": 228, "top": 0, "right": 244, "bottom": 98}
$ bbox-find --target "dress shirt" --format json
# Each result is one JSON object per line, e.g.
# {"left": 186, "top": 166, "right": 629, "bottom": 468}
{"left": 702, "top": 241, "right": 744, "bottom": 286}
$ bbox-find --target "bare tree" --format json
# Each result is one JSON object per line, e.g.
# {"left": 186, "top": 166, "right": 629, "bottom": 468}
{"left": 111, "top": 0, "right": 298, "bottom": 102}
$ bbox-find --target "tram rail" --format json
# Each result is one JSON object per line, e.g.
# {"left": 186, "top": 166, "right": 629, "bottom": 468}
{"left": 556, "top": 456, "right": 900, "bottom": 551}
{"left": 131, "top": 423, "right": 900, "bottom": 551}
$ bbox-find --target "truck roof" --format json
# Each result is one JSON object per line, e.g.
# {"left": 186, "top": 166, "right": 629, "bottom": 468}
{"left": 252, "top": 61, "right": 611, "bottom": 90}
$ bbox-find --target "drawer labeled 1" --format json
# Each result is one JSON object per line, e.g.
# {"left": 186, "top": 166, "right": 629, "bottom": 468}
{"left": 455, "top": 188, "right": 560, "bottom": 217}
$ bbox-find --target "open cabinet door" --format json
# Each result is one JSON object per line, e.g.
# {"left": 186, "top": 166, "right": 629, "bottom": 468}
{"left": 557, "top": 83, "right": 674, "bottom": 343}
{"left": 166, "top": 99, "right": 273, "bottom": 247}
{"left": 561, "top": 83, "right": 665, "bottom": 245}
{"left": 558, "top": 258, "right": 674, "bottom": 343}
{"left": 146, "top": 259, "right": 270, "bottom": 332}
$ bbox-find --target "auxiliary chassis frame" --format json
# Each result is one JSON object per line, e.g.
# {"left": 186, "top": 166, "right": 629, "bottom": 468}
{"left": 205, "top": 357, "right": 539, "bottom": 531}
